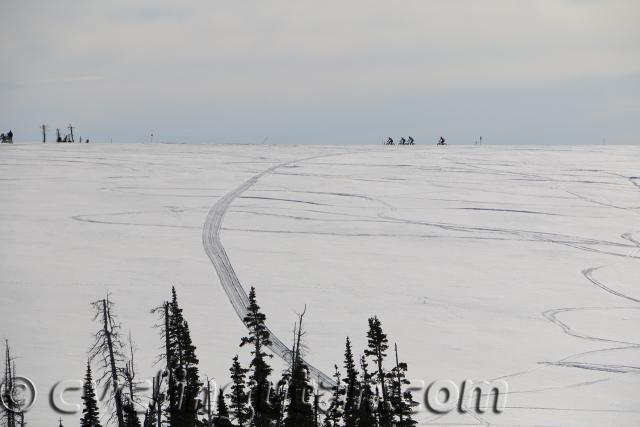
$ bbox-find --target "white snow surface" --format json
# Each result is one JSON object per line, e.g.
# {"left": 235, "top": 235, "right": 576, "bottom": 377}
{"left": 1, "top": 143, "right": 639, "bottom": 426}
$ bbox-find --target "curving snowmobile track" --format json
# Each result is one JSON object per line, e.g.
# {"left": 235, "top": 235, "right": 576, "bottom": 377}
{"left": 202, "top": 156, "right": 339, "bottom": 388}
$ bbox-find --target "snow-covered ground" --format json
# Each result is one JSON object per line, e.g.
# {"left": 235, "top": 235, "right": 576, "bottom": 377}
{"left": 1, "top": 143, "right": 639, "bottom": 426}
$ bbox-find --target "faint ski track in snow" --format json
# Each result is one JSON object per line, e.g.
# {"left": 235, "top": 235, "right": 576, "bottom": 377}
{"left": 202, "top": 153, "right": 352, "bottom": 388}
{"left": 582, "top": 266, "right": 640, "bottom": 303}
{"left": 540, "top": 228, "right": 640, "bottom": 378}
{"left": 541, "top": 307, "right": 639, "bottom": 345}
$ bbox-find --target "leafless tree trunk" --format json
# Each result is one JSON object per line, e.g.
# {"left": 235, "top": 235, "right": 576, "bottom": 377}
{"left": 124, "top": 332, "right": 140, "bottom": 425}
{"left": 90, "top": 296, "right": 125, "bottom": 427}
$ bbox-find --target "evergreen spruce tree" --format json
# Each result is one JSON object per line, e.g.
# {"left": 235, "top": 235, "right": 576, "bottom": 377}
{"left": 124, "top": 403, "right": 142, "bottom": 427}
{"left": 167, "top": 287, "right": 203, "bottom": 427}
{"left": 179, "top": 320, "right": 203, "bottom": 422}
{"left": 387, "top": 345, "right": 417, "bottom": 427}
{"left": 283, "top": 314, "right": 314, "bottom": 427}
{"left": 283, "top": 362, "right": 314, "bottom": 427}
{"left": 322, "top": 366, "right": 343, "bottom": 427}
{"left": 270, "top": 377, "right": 288, "bottom": 427}
{"left": 228, "top": 356, "right": 251, "bottom": 427}
{"left": 214, "top": 390, "right": 232, "bottom": 427}
{"left": 364, "top": 317, "right": 391, "bottom": 426}
{"left": 80, "top": 362, "right": 102, "bottom": 427}
{"left": 3, "top": 341, "right": 17, "bottom": 427}
{"left": 239, "top": 287, "right": 274, "bottom": 426}
{"left": 356, "top": 356, "right": 377, "bottom": 427}
{"left": 166, "top": 287, "right": 184, "bottom": 424}
{"left": 341, "top": 337, "right": 359, "bottom": 427}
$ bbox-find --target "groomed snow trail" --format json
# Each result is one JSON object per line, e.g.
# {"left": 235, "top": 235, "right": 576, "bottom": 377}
{"left": 202, "top": 157, "right": 337, "bottom": 387}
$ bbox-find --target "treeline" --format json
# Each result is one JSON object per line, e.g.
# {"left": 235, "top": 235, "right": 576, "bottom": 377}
{"left": 3, "top": 286, "right": 418, "bottom": 427}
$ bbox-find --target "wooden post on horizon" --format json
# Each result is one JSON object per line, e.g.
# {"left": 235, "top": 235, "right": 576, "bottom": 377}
{"left": 41, "top": 124, "right": 47, "bottom": 143}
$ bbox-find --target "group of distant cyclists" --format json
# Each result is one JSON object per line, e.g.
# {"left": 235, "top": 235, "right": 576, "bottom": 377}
{"left": 385, "top": 136, "right": 415, "bottom": 145}
{"left": 1, "top": 130, "right": 13, "bottom": 144}
{"left": 384, "top": 135, "right": 447, "bottom": 145}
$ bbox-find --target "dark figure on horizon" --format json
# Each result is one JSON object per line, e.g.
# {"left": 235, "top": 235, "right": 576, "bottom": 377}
{"left": 385, "top": 137, "right": 394, "bottom": 145}
{"left": 7, "top": 130, "right": 13, "bottom": 143}
{"left": 437, "top": 136, "right": 446, "bottom": 145}
{"left": 399, "top": 137, "right": 406, "bottom": 145}
{"left": 408, "top": 136, "right": 414, "bottom": 145}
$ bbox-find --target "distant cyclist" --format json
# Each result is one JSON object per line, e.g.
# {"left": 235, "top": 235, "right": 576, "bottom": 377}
{"left": 438, "top": 136, "right": 446, "bottom": 145}
{"left": 399, "top": 137, "right": 406, "bottom": 145}
{"left": 408, "top": 136, "right": 414, "bottom": 145}
{"left": 386, "top": 137, "right": 394, "bottom": 145}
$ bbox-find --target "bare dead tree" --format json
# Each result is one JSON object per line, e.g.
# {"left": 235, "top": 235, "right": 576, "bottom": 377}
{"left": 149, "top": 301, "right": 175, "bottom": 426}
{"left": 68, "top": 124, "right": 75, "bottom": 143}
{"left": 203, "top": 377, "right": 214, "bottom": 427}
{"left": 293, "top": 305, "right": 308, "bottom": 372}
{"left": 89, "top": 295, "right": 126, "bottom": 427}
{"left": 123, "top": 332, "right": 142, "bottom": 426}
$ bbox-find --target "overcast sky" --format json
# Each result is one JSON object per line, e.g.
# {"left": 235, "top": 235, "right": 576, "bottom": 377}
{"left": 1, "top": 0, "right": 639, "bottom": 144}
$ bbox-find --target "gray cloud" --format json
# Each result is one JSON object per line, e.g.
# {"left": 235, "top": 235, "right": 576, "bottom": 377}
{"left": 1, "top": 0, "right": 639, "bottom": 144}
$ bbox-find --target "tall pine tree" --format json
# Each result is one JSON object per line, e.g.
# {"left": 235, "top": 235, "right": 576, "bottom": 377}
{"left": 356, "top": 356, "right": 377, "bottom": 427}
{"left": 166, "top": 287, "right": 203, "bottom": 427}
{"left": 214, "top": 390, "right": 232, "bottom": 427}
{"left": 228, "top": 356, "right": 251, "bottom": 427}
{"left": 322, "top": 366, "right": 343, "bottom": 427}
{"left": 239, "top": 287, "right": 274, "bottom": 426}
{"left": 342, "top": 337, "right": 359, "bottom": 427}
{"left": 364, "top": 316, "right": 391, "bottom": 426}
{"left": 387, "top": 344, "right": 417, "bottom": 427}
{"left": 80, "top": 361, "right": 102, "bottom": 427}
{"left": 3, "top": 342, "right": 17, "bottom": 427}
{"left": 283, "top": 314, "right": 314, "bottom": 427}
{"left": 283, "top": 362, "right": 314, "bottom": 427}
